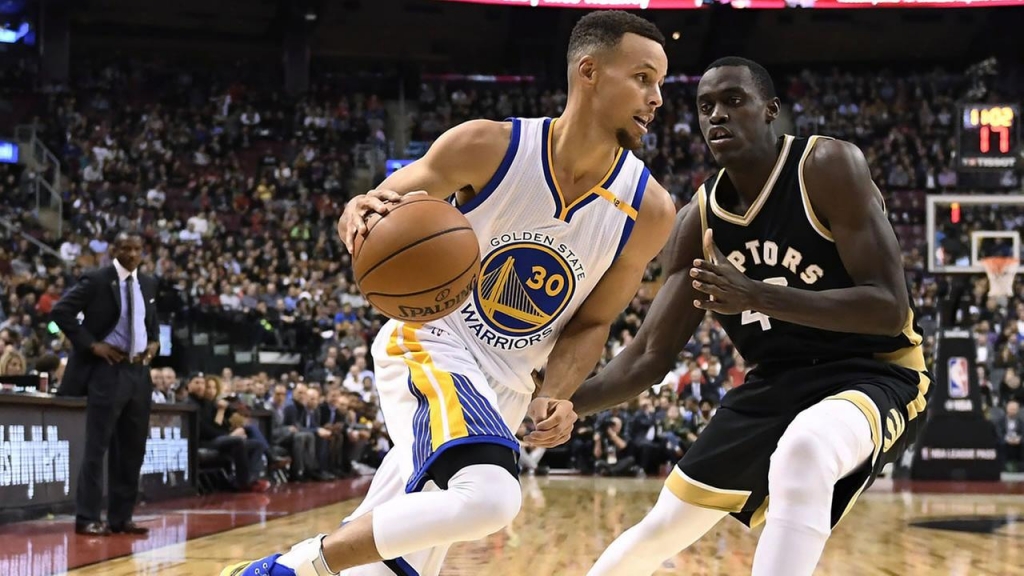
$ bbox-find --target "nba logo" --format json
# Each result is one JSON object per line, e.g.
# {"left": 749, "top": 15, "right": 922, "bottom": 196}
{"left": 948, "top": 357, "right": 969, "bottom": 399}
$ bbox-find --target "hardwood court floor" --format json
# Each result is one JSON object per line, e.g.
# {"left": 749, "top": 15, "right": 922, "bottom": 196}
{"left": 52, "top": 476, "right": 1024, "bottom": 576}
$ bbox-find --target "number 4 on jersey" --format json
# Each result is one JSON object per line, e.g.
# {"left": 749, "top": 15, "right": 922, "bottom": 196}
{"left": 740, "top": 277, "right": 788, "bottom": 331}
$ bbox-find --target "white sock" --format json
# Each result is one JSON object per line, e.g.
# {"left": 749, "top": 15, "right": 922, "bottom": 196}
{"left": 588, "top": 486, "right": 728, "bottom": 576}
{"left": 751, "top": 398, "right": 875, "bottom": 576}
{"left": 275, "top": 534, "right": 336, "bottom": 576}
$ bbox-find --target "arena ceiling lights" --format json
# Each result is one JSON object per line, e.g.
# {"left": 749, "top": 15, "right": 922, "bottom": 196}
{"left": 438, "top": 0, "right": 1024, "bottom": 8}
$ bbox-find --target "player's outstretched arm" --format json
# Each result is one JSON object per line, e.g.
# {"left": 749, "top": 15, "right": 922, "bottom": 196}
{"left": 523, "top": 178, "right": 676, "bottom": 445}
{"left": 691, "top": 138, "right": 909, "bottom": 336}
{"left": 569, "top": 192, "right": 708, "bottom": 418}
{"left": 338, "top": 120, "right": 510, "bottom": 253}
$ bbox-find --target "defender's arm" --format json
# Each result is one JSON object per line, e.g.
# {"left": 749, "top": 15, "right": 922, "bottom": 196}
{"left": 570, "top": 193, "right": 708, "bottom": 417}
{"left": 535, "top": 178, "right": 676, "bottom": 403}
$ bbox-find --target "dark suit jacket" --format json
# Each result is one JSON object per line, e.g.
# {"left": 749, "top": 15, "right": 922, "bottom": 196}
{"left": 51, "top": 264, "right": 159, "bottom": 397}
{"left": 994, "top": 414, "right": 1024, "bottom": 443}
{"left": 284, "top": 403, "right": 321, "bottom": 430}
{"left": 318, "top": 402, "right": 345, "bottom": 426}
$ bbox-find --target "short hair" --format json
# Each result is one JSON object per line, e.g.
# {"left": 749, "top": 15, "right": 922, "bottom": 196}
{"left": 567, "top": 10, "right": 665, "bottom": 64}
{"left": 703, "top": 57, "right": 777, "bottom": 100}
{"left": 113, "top": 230, "right": 141, "bottom": 246}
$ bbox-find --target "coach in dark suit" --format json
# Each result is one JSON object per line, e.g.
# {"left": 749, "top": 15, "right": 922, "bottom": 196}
{"left": 51, "top": 231, "right": 160, "bottom": 537}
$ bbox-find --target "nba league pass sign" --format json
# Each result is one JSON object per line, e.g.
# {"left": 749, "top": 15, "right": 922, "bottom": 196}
{"left": 910, "top": 330, "right": 1000, "bottom": 481}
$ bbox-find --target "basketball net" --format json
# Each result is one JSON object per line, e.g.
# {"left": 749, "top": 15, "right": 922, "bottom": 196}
{"left": 981, "top": 256, "right": 1019, "bottom": 304}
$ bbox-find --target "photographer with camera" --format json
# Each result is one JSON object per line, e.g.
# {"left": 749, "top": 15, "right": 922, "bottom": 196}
{"left": 593, "top": 403, "right": 643, "bottom": 478}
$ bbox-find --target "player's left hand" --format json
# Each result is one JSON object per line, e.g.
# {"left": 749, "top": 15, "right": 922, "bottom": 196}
{"left": 691, "top": 229, "right": 758, "bottom": 315}
{"left": 523, "top": 397, "right": 577, "bottom": 448}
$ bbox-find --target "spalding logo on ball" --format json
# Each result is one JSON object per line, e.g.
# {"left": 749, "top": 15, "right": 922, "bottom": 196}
{"left": 352, "top": 195, "right": 481, "bottom": 323}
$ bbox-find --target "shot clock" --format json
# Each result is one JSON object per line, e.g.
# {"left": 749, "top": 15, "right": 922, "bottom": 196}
{"left": 957, "top": 104, "right": 1020, "bottom": 171}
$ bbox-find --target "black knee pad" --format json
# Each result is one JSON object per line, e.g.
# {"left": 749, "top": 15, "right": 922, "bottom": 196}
{"left": 427, "top": 443, "right": 519, "bottom": 490}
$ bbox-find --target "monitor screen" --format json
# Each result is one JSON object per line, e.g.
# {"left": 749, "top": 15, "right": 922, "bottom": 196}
{"left": 159, "top": 324, "right": 172, "bottom": 357}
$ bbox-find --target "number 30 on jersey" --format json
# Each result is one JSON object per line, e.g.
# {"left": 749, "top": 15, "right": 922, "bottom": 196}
{"left": 740, "top": 277, "right": 788, "bottom": 330}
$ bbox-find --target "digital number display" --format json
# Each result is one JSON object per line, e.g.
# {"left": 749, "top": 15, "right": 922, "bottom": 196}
{"left": 957, "top": 104, "right": 1019, "bottom": 171}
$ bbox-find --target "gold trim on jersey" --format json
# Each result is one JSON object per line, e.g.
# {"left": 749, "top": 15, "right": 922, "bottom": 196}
{"left": 797, "top": 135, "right": 836, "bottom": 242}
{"left": 665, "top": 467, "right": 751, "bottom": 512}
{"left": 827, "top": 385, "right": 884, "bottom": 524}
{"left": 827, "top": 390, "right": 883, "bottom": 468}
{"left": 695, "top": 184, "right": 711, "bottom": 261}
{"left": 749, "top": 496, "right": 770, "bottom": 528}
{"left": 873, "top": 309, "right": 931, "bottom": 421}
{"left": 545, "top": 118, "right": 625, "bottom": 221}
{"left": 829, "top": 390, "right": 888, "bottom": 526}
{"left": 798, "top": 135, "right": 888, "bottom": 242}
{"left": 709, "top": 135, "right": 794, "bottom": 227}
{"left": 838, "top": 474, "right": 873, "bottom": 525}
{"left": 593, "top": 186, "right": 638, "bottom": 220}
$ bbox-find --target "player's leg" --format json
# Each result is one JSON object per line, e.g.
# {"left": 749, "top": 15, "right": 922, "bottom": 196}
{"left": 588, "top": 400, "right": 773, "bottom": 576}
{"left": 586, "top": 485, "right": 728, "bottom": 575}
{"left": 750, "top": 393, "right": 877, "bottom": 576}
{"left": 223, "top": 321, "right": 528, "bottom": 576}
{"left": 224, "top": 452, "right": 521, "bottom": 576}
{"left": 324, "top": 445, "right": 521, "bottom": 572}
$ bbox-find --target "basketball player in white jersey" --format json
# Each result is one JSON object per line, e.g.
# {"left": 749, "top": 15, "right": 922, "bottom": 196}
{"left": 223, "top": 11, "right": 675, "bottom": 576}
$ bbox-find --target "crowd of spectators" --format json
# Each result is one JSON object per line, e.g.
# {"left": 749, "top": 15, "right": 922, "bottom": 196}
{"left": 1, "top": 59, "right": 1022, "bottom": 484}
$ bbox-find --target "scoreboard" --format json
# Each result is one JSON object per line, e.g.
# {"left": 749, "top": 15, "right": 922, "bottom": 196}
{"left": 957, "top": 104, "right": 1020, "bottom": 171}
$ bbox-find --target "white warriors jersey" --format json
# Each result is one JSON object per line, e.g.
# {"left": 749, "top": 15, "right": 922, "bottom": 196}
{"left": 436, "top": 116, "right": 653, "bottom": 394}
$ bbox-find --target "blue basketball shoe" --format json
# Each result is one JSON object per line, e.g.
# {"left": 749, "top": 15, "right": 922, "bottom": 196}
{"left": 221, "top": 535, "right": 335, "bottom": 576}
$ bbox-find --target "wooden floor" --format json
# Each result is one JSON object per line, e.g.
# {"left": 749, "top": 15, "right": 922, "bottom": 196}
{"left": 50, "top": 476, "right": 1024, "bottom": 576}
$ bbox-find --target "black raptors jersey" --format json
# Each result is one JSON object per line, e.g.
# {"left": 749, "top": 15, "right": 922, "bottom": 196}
{"left": 697, "top": 135, "right": 925, "bottom": 369}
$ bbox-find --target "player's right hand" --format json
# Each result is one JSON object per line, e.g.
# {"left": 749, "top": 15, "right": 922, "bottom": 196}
{"left": 90, "top": 342, "right": 126, "bottom": 365}
{"left": 338, "top": 189, "right": 429, "bottom": 254}
{"left": 523, "top": 397, "right": 578, "bottom": 448}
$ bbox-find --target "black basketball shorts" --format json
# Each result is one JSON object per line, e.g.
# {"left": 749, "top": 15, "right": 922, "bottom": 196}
{"left": 670, "top": 357, "right": 931, "bottom": 528}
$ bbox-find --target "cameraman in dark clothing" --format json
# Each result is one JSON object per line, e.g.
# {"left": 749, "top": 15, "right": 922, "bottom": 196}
{"left": 629, "top": 396, "right": 666, "bottom": 475}
{"left": 593, "top": 403, "right": 642, "bottom": 477}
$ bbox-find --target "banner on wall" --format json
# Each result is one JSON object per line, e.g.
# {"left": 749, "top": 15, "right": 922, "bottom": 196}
{"left": 0, "top": 403, "right": 195, "bottom": 511}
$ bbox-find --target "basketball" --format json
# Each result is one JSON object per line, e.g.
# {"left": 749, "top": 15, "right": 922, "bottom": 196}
{"left": 353, "top": 194, "right": 481, "bottom": 323}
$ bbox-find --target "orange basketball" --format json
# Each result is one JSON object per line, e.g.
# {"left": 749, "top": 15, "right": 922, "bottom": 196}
{"left": 353, "top": 195, "right": 481, "bottom": 323}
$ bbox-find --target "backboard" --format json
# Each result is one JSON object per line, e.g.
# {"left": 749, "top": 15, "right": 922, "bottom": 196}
{"left": 926, "top": 194, "right": 1023, "bottom": 274}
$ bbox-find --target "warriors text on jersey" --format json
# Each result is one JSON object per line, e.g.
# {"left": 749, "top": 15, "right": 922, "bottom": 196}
{"left": 437, "top": 116, "right": 651, "bottom": 394}
{"left": 696, "top": 135, "right": 926, "bottom": 372}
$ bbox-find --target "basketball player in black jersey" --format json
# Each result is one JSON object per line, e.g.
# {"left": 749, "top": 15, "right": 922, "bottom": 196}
{"left": 571, "top": 57, "right": 932, "bottom": 575}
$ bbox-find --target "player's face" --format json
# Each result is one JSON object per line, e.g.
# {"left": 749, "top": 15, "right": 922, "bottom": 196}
{"left": 591, "top": 33, "right": 667, "bottom": 150}
{"left": 696, "top": 66, "right": 780, "bottom": 165}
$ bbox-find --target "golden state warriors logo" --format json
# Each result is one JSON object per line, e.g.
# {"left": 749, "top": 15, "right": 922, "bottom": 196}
{"left": 459, "top": 233, "right": 586, "bottom": 351}
{"left": 476, "top": 242, "right": 575, "bottom": 335}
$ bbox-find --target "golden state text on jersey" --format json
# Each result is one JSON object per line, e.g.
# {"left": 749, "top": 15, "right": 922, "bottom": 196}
{"left": 459, "top": 231, "right": 587, "bottom": 351}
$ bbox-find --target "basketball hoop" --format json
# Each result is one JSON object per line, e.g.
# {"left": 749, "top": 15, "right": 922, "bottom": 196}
{"left": 980, "top": 256, "right": 1019, "bottom": 302}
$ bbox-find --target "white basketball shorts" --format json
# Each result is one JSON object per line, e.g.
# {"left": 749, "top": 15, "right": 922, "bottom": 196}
{"left": 339, "top": 319, "right": 531, "bottom": 575}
